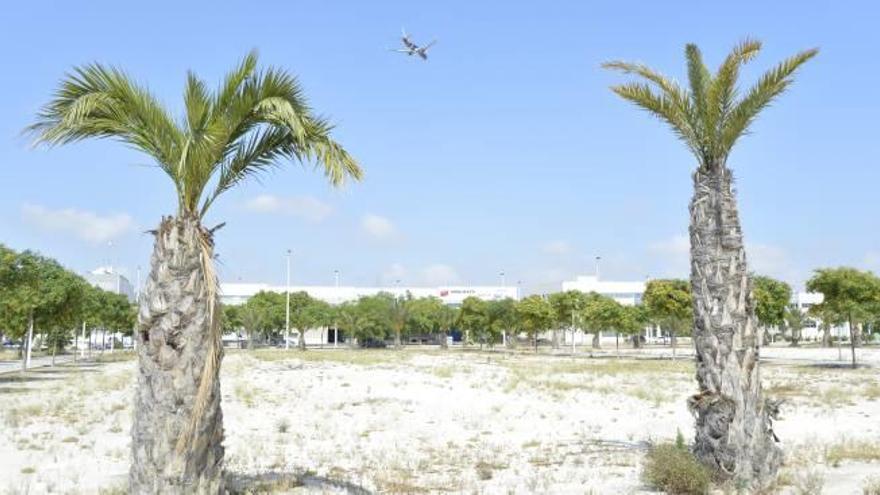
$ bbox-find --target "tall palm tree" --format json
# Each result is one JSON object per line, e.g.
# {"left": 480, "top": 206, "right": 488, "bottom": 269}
{"left": 603, "top": 41, "right": 816, "bottom": 487}
{"left": 29, "top": 51, "right": 362, "bottom": 493}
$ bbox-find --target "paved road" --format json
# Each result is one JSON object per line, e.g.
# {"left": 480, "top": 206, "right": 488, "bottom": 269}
{"left": 0, "top": 354, "right": 79, "bottom": 374}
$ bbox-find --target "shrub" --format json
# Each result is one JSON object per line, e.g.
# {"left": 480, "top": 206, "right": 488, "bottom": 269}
{"left": 643, "top": 442, "right": 710, "bottom": 495}
{"left": 864, "top": 476, "right": 880, "bottom": 495}
{"left": 793, "top": 469, "right": 824, "bottom": 495}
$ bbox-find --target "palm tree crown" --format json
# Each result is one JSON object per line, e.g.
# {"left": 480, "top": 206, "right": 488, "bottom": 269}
{"left": 28, "top": 50, "right": 362, "bottom": 218}
{"left": 603, "top": 40, "right": 817, "bottom": 168}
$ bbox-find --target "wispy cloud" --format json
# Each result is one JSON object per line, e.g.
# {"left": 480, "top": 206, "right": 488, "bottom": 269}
{"left": 243, "top": 194, "right": 334, "bottom": 223}
{"left": 361, "top": 214, "right": 396, "bottom": 240}
{"left": 421, "top": 263, "right": 462, "bottom": 285}
{"left": 541, "top": 240, "right": 572, "bottom": 255}
{"left": 21, "top": 203, "right": 133, "bottom": 243}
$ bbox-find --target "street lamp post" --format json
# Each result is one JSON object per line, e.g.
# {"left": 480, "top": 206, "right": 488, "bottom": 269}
{"left": 285, "top": 249, "right": 291, "bottom": 350}
{"left": 595, "top": 256, "right": 602, "bottom": 280}
{"left": 500, "top": 270, "right": 506, "bottom": 288}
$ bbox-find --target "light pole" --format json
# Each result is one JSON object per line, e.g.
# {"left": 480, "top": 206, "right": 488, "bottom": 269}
{"left": 334, "top": 269, "right": 339, "bottom": 348}
{"left": 595, "top": 256, "right": 602, "bottom": 280}
{"left": 500, "top": 270, "right": 506, "bottom": 288}
{"left": 285, "top": 249, "right": 291, "bottom": 350}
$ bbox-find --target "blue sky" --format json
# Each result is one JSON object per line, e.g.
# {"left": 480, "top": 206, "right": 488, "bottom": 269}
{"left": 1, "top": 1, "right": 878, "bottom": 293}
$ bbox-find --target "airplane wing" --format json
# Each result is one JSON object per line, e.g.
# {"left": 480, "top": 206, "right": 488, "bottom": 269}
{"left": 418, "top": 51, "right": 428, "bottom": 60}
{"left": 422, "top": 40, "right": 437, "bottom": 50}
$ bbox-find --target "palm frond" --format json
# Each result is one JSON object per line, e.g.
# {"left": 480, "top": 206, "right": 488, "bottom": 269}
{"left": 28, "top": 64, "right": 183, "bottom": 181}
{"left": 609, "top": 82, "right": 700, "bottom": 155}
{"left": 602, "top": 61, "right": 682, "bottom": 96}
{"left": 721, "top": 48, "right": 819, "bottom": 154}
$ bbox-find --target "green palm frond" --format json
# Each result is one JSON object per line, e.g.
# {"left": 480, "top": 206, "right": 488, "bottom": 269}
{"left": 608, "top": 82, "right": 700, "bottom": 157}
{"left": 30, "top": 51, "right": 363, "bottom": 219}
{"left": 604, "top": 40, "right": 818, "bottom": 168}
{"left": 721, "top": 48, "right": 819, "bottom": 154}
{"left": 28, "top": 64, "right": 183, "bottom": 179}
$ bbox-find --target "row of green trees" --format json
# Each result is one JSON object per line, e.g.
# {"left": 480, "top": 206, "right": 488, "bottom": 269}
{"left": 0, "top": 244, "right": 136, "bottom": 369}
{"left": 220, "top": 281, "right": 691, "bottom": 353}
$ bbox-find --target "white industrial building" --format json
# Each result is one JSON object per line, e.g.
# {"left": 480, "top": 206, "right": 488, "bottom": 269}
{"left": 84, "top": 266, "right": 135, "bottom": 302}
{"left": 789, "top": 292, "right": 850, "bottom": 341}
{"left": 561, "top": 275, "right": 645, "bottom": 306}
{"left": 220, "top": 283, "right": 519, "bottom": 307}
{"left": 559, "top": 275, "right": 659, "bottom": 345}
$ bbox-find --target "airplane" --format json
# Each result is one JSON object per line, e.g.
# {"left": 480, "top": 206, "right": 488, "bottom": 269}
{"left": 391, "top": 29, "right": 436, "bottom": 60}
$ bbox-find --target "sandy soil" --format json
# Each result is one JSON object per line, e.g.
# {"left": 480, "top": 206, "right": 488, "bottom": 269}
{"left": 1, "top": 347, "right": 879, "bottom": 494}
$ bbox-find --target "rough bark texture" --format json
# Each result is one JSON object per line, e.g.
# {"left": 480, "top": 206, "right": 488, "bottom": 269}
{"left": 687, "top": 166, "right": 782, "bottom": 487}
{"left": 130, "top": 217, "right": 224, "bottom": 494}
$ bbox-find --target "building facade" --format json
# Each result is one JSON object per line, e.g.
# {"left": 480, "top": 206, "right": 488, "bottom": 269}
{"left": 84, "top": 267, "right": 135, "bottom": 302}
{"left": 561, "top": 275, "right": 645, "bottom": 306}
{"left": 219, "top": 283, "right": 519, "bottom": 307}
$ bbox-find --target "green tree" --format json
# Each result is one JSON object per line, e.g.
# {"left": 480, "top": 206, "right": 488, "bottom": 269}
{"left": 643, "top": 279, "right": 692, "bottom": 358}
{"left": 515, "top": 296, "right": 554, "bottom": 352}
{"left": 407, "top": 297, "right": 446, "bottom": 345}
{"left": 783, "top": 305, "right": 807, "bottom": 347}
{"left": 457, "top": 297, "right": 489, "bottom": 347}
{"left": 389, "top": 293, "right": 411, "bottom": 348}
{"left": 248, "top": 291, "right": 286, "bottom": 345}
{"left": 288, "top": 291, "right": 316, "bottom": 351}
{"left": 806, "top": 268, "right": 880, "bottom": 368}
{"left": 753, "top": 276, "right": 792, "bottom": 343}
{"left": 487, "top": 298, "right": 518, "bottom": 348}
{"left": 29, "top": 52, "right": 362, "bottom": 491}
{"left": 352, "top": 293, "right": 395, "bottom": 344}
{"left": 604, "top": 40, "right": 817, "bottom": 485}
{"left": 580, "top": 293, "right": 619, "bottom": 349}
{"left": 549, "top": 291, "right": 589, "bottom": 351}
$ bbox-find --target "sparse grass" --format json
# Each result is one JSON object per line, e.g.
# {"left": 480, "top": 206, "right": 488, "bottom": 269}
{"left": 61, "top": 436, "right": 79, "bottom": 443}
{"left": 642, "top": 442, "right": 711, "bottom": 495}
{"left": 97, "top": 484, "right": 129, "bottom": 495}
{"left": 20, "top": 466, "right": 35, "bottom": 475}
{"left": 792, "top": 469, "right": 825, "bottom": 495}
{"left": 863, "top": 475, "right": 880, "bottom": 495}
{"left": 94, "top": 352, "right": 136, "bottom": 363}
{"left": 826, "top": 439, "right": 880, "bottom": 466}
{"left": 250, "top": 348, "right": 411, "bottom": 366}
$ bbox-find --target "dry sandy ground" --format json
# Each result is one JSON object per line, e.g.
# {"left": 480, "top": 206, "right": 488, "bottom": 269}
{"left": 1, "top": 347, "right": 879, "bottom": 494}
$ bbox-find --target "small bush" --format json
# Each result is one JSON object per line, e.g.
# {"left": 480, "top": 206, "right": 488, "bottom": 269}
{"left": 793, "top": 469, "right": 824, "bottom": 495}
{"left": 276, "top": 417, "right": 290, "bottom": 434}
{"left": 643, "top": 442, "right": 711, "bottom": 495}
{"left": 864, "top": 476, "right": 880, "bottom": 495}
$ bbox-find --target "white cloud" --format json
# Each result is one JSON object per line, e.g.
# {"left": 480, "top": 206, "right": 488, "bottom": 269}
{"left": 421, "top": 264, "right": 462, "bottom": 286}
{"left": 21, "top": 203, "right": 133, "bottom": 243}
{"left": 541, "top": 240, "right": 572, "bottom": 255}
{"left": 243, "top": 194, "right": 333, "bottom": 223}
{"left": 361, "top": 214, "right": 396, "bottom": 240}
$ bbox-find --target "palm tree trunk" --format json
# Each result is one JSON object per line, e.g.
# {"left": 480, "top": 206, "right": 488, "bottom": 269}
{"left": 821, "top": 324, "right": 831, "bottom": 347}
{"left": 687, "top": 166, "right": 781, "bottom": 487}
{"left": 591, "top": 331, "right": 601, "bottom": 349}
{"left": 394, "top": 328, "right": 402, "bottom": 348}
{"left": 130, "top": 217, "right": 224, "bottom": 493}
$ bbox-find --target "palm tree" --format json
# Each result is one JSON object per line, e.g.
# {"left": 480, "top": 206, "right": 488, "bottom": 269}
{"left": 604, "top": 40, "right": 816, "bottom": 487}
{"left": 29, "top": 51, "right": 362, "bottom": 493}
{"left": 784, "top": 305, "right": 807, "bottom": 347}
